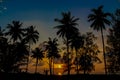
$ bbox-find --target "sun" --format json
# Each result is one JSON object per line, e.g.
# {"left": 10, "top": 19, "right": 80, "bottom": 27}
{"left": 58, "top": 64, "right": 62, "bottom": 68}
{"left": 58, "top": 72, "right": 62, "bottom": 75}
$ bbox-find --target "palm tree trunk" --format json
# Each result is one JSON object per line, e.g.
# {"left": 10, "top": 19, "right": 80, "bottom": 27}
{"left": 84, "top": 69, "right": 86, "bottom": 75}
{"left": 49, "top": 58, "right": 52, "bottom": 75}
{"left": 26, "top": 42, "right": 30, "bottom": 72}
{"left": 35, "top": 57, "right": 38, "bottom": 73}
{"left": 66, "top": 38, "right": 70, "bottom": 76}
{"left": 52, "top": 58, "right": 54, "bottom": 75}
{"left": 84, "top": 52, "right": 86, "bottom": 75}
{"left": 76, "top": 49, "right": 79, "bottom": 74}
{"left": 101, "top": 28, "right": 107, "bottom": 74}
{"left": 83, "top": 68, "right": 86, "bottom": 80}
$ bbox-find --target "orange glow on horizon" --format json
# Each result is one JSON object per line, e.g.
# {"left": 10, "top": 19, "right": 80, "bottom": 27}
{"left": 58, "top": 72, "right": 62, "bottom": 75}
{"left": 58, "top": 64, "right": 62, "bottom": 68}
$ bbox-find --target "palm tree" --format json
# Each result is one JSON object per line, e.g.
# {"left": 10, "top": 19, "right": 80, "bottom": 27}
{"left": 24, "top": 25, "right": 39, "bottom": 72}
{"left": 15, "top": 40, "right": 29, "bottom": 64}
{"left": 54, "top": 11, "right": 79, "bottom": 75}
{"left": 70, "top": 33, "right": 84, "bottom": 74}
{"left": 31, "top": 47, "right": 44, "bottom": 73}
{"left": 88, "top": 5, "right": 111, "bottom": 74}
{"left": 12, "top": 40, "right": 29, "bottom": 72}
{"left": 5, "top": 21, "right": 25, "bottom": 43}
{"left": 45, "top": 37, "right": 60, "bottom": 75}
{"left": 0, "top": 40, "right": 29, "bottom": 72}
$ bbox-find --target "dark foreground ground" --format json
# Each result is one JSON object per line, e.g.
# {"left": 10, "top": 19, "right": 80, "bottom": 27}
{"left": 0, "top": 72, "right": 120, "bottom": 80}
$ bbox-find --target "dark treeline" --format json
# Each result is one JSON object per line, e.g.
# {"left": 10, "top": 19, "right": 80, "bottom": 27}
{"left": 0, "top": 5, "right": 120, "bottom": 79}
{"left": 1, "top": 73, "right": 120, "bottom": 80}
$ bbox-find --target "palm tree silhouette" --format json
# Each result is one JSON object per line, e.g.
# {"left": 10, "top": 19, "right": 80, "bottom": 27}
{"left": 31, "top": 47, "right": 44, "bottom": 73}
{"left": 0, "top": 37, "right": 8, "bottom": 72}
{"left": 70, "top": 33, "right": 84, "bottom": 74}
{"left": 0, "top": 22, "right": 31, "bottom": 73}
{"left": 45, "top": 37, "right": 60, "bottom": 75}
{"left": 12, "top": 40, "right": 29, "bottom": 72}
{"left": 24, "top": 25, "right": 39, "bottom": 72}
{"left": 0, "top": 39, "right": 29, "bottom": 72}
{"left": 5, "top": 21, "right": 25, "bottom": 43}
{"left": 54, "top": 11, "right": 79, "bottom": 75}
{"left": 15, "top": 40, "right": 29, "bottom": 64}
{"left": 88, "top": 5, "right": 111, "bottom": 74}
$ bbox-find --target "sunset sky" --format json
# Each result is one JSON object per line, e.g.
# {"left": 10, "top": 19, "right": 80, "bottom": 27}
{"left": 0, "top": 0, "right": 120, "bottom": 74}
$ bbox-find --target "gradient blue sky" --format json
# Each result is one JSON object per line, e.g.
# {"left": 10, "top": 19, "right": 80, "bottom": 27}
{"left": 0, "top": 0, "right": 120, "bottom": 43}
{"left": 0, "top": 0, "right": 120, "bottom": 74}
{"left": 0, "top": 0, "right": 119, "bottom": 50}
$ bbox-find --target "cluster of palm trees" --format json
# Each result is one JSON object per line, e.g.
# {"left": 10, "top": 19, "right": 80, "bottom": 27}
{"left": 0, "top": 5, "right": 113, "bottom": 75}
{"left": 54, "top": 5, "right": 111, "bottom": 75}
{"left": 44, "top": 38, "right": 60, "bottom": 75}
{"left": 54, "top": 11, "right": 81, "bottom": 75}
{"left": 0, "top": 21, "right": 39, "bottom": 72}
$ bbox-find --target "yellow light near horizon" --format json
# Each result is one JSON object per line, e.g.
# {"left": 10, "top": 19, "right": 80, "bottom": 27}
{"left": 58, "top": 72, "right": 62, "bottom": 75}
{"left": 58, "top": 64, "right": 62, "bottom": 68}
